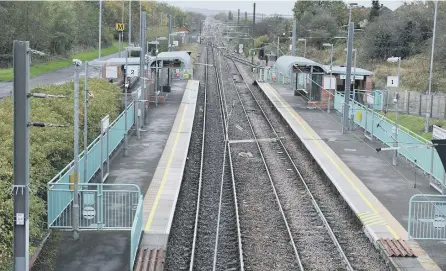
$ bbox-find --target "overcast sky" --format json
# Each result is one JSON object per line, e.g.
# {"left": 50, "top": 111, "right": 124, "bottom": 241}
{"left": 162, "top": 0, "right": 410, "bottom": 15}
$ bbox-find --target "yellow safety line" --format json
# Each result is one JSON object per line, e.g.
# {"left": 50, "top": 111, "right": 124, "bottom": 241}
{"left": 265, "top": 83, "right": 400, "bottom": 239}
{"left": 144, "top": 104, "right": 187, "bottom": 232}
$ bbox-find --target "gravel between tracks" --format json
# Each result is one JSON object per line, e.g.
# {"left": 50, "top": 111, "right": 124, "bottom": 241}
{"left": 230, "top": 142, "right": 299, "bottom": 270}
{"left": 164, "top": 45, "right": 206, "bottom": 271}
{"left": 214, "top": 144, "right": 240, "bottom": 271}
{"left": 237, "top": 62, "right": 390, "bottom": 271}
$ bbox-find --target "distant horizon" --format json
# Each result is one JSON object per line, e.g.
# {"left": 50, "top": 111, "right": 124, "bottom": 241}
{"left": 161, "top": 0, "right": 410, "bottom": 15}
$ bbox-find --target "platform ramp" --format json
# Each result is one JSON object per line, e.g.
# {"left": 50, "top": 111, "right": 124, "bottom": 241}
{"left": 409, "top": 194, "right": 446, "bottom": 240}
{"left": 47, "top": 183, "right": 144, "bottom": 270}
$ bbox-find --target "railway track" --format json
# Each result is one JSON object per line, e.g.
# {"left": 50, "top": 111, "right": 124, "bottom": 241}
{"left": 226, "top": 56, "right": 353, "bottom": 270}
{"left": 168, "top": 22, "right": 388, "bottom": 270}
{"left": 188, "top": 39, "right": 242, "bottom": 271}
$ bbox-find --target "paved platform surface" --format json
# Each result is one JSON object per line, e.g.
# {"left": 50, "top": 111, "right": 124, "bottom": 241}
{"left": 141, "top": 80, "right": 199, "bottom": 249}
{"left": 0, "top": 51, "right": 122, "bottom": 98}
{"left": 47, "top": 81, "right": 188, "bottom": 271}
{"left": 271, "top": 82, "right": 446, "bottom": 270}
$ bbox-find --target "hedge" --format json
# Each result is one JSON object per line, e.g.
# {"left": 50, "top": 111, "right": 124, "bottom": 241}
{"left": 0, "top": 79, "right": 121, "bottom": 268}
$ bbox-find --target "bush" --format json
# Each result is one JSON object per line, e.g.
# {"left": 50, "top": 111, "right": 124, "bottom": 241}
{"left": 0, "top": 79, "right": 121, "bottom": 268}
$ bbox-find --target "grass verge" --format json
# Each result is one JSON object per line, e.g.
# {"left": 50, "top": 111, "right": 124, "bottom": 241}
{"left": 0, "top": 42, "right": 127, "bottom": 82}
{"left": 382, "top": 112, "right": 446, "bottom": 140}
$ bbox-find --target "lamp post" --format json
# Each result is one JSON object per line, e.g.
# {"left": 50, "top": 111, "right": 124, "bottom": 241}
{"left": 348, "top": 3, "right": 358, "bottom": 25}
{"left": 427, "top": 0, "right": 438, "bottom": 132}
{"left": 323, "top": 43, "right": 334, "bottom": 113}
{"left": 297, "top": 38, "right": 306, "bottom": 57}
{"left": 387, "top": 56, "right": 401, "bottom": 166}
{"left": 346, "top": 3, "right": 358, "bottom": 67}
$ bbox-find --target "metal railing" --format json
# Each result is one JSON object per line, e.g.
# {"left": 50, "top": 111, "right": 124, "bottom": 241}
{"left": 130, "top": 195, "right": 144, "bottom": 270}
{"left": 334, "top": 92, "right": 445, "bottom": 193}
{"left": 408, "top": 194, "right": 446, "bottom": 240}
{"left": 47, "top": 103, "right": 135, "bottom": 225}
{"left": 47, "top": 183, "right": 141, "bottom": 229}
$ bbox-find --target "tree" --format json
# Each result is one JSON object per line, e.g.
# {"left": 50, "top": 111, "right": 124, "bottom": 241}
{"left": 369, "top": 0, "right": 380, "bottom": 21}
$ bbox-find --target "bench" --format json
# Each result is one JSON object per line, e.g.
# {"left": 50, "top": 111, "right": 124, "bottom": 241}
{"left": 294, "top": 88, "right": 308, "bottom": 97}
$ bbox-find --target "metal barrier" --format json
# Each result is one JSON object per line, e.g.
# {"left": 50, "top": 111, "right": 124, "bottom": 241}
{"left": 334, "top": 92, "right": 445, "bottom": 193}
{"left": 47, "top": 183, "right": 141, "bottom": 229}
{"left": 47, "top": 103, "right": 135, "bottom": 225}
{"left": 130, "top": 195, "right": 144, "bottom": 270}
{"left": 408, "top": 194, "right": 446, "bottom": 240}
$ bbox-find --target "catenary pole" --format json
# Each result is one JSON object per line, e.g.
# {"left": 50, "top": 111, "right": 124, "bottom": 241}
{"left": 84, "top": 62, "right": 89, "bottom": 185}
{"left": 13, "top": 40, "right": 30, "bottom": 271}
{"left": 99, "top": 0, "right": 102, "bottom": 58}
{"left": 427, "top": 0, "right": 438, "bottom": 130}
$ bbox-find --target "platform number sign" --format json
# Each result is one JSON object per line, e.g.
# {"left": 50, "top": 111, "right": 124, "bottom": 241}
{"left": 387, "top": 76, "right": 399, "bottom": 88}
{"left": 115, "top": 23, "right": 125, "bottom": 32}
{"left": 127, "top": 66, "right": 140, "bottom": 77}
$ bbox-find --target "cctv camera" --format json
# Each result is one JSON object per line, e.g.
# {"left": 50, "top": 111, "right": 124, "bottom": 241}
{"left": 72, "top": 59, "right": 82, "bottom": 66}
{"left": 393, "top": 98, "right": 397, "bottom": 104}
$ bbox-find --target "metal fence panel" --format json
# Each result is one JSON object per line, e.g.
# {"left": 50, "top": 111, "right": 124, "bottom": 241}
{"left": 48, "top": 183, "right": 141, "bottom": 229}
{"left": 408, "top": 194, "right": 446, "bottom": 240}
{"left": 130, "top": 195, "right": 143, "bottom": 271}
{"left": 333, "top": 92, "right": 446, "bottom": 193}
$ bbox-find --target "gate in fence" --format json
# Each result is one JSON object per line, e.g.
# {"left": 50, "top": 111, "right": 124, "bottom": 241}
{"left": 408, "top": 194, "right": 446, "bottom": 240}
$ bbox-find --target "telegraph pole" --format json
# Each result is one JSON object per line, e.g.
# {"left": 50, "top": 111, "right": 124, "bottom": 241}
{"left": 72, "top": 59, "right": 82, "bottom": 240}
{"left": 292, "top": 20, "right": 296, "bottom": 56}
{"left": 99, "top": 0, "right": 102, "bottom": 58}
{"left": 13, "top": 40, "right": 30, "bottom": 271}
{"left": 238, "top": 9, "right": 240, "bottom": 25}
{"left": 343, "top": 22, "right": 354, "bottom": 134}
{"left": 252, "top": 3, "right": 256, "bottom": 64}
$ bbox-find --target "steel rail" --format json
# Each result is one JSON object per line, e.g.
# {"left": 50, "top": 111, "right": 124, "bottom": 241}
{"left": 188, "top": 43, "right": 208, "bottom": 271}
{"left": 210, "top": 41, "right": 245, "bottom": 271}
{"left": 231, "top": 58, "right": 355, "bottom": 271}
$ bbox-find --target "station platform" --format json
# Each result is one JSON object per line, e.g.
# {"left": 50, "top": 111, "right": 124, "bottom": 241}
{"left": 139, "top": 80, "right": 199, "bottom": 249}
{"left": 32, "top": 81, "right": 190, "bottom": 271}
{"left": 256, "top": 81, "right": 442, "bottom": 271}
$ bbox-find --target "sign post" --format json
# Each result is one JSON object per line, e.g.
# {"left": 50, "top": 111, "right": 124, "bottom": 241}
{"left": 100, "top": 115, "right": 110, "bottom": 183}
{"left": 116, "top": 23, "right": 125, "bottom": 58}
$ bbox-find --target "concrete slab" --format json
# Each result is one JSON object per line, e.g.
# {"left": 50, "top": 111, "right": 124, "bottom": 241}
{"left": 55, "top": 231, "right": 130, "bottom": 271}
{"left": 271, "top": 82, "right": 446, "bottom": 270}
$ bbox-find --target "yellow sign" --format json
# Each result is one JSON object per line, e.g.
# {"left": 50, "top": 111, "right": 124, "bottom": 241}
{"left": 69, "top": 173, "right": 80, "bottom": 190}
{"left": 115, "top": 23, "right": 125, "bottom": 32}
{"left": 183, "top": 71, "right": 189, "bottom": 79}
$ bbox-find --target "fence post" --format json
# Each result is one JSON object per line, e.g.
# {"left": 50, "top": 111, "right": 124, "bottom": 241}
{"left": 419, "top": 93, "right": 422, "bottom": 116}
{"left": 406, "top": 91, "right": 410, "bottom": 114}
{"left": 431, "top": 147, "right": 435, "bottom": 181}
{"left": 430, "top": 95, "right": 434, "bottom": 118}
